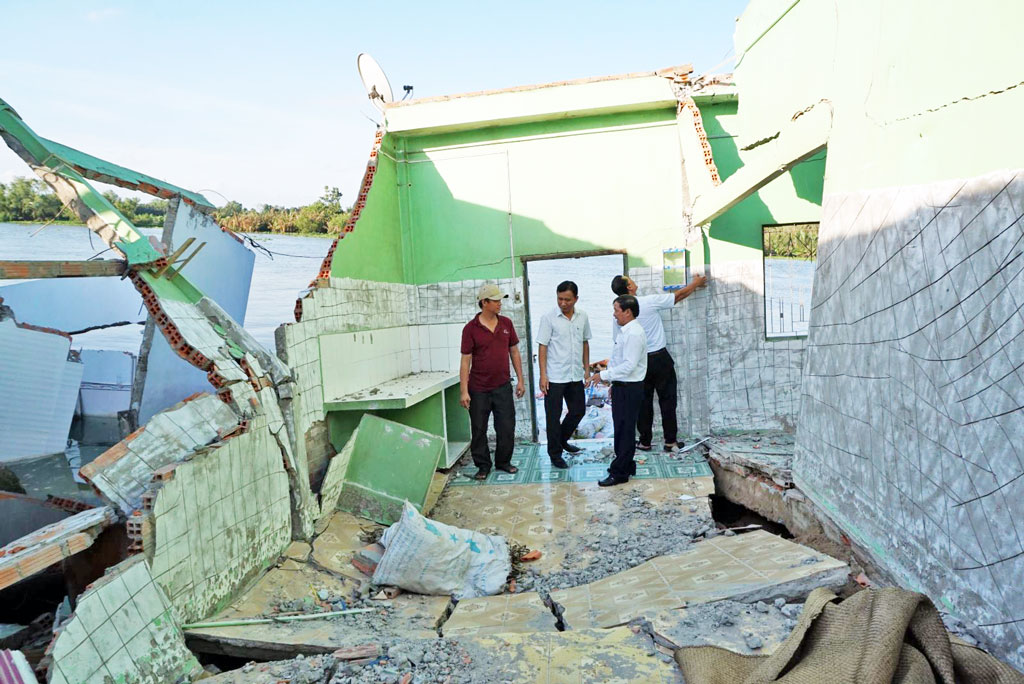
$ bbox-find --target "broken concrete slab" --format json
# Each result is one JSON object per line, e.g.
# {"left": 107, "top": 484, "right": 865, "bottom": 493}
{"left": 434, "top": 476, "right": 715, "bottom": 596}
{"left": 315, "top": 425, "right": 357, "bottom": 530}
{"left": 283, "top": 541, "right": 312, "bottom": 563}
{"left": 241, "top": 628, "right": 681, "bottom": 683}
{"left": 184, "top": 558, "right": 446, "bottom": 660}
{"left": 334, "top": 414, "right": 445, "bottom": 525}
{"left": 0, "top": 506, "right": 115, "bottom": 590}
{"left": 442, "top": 591, "right": 558, "bottom": 636}
{"left": 46, "top": 555, "right": 201, "bottom": 684}
{"left": 647, "top": 598, "right": 798, "bottom": 655}
{"left": 201, "top": 653, "right": 338, "bottom": 683}
{"left": 80, "top": 392, "right": 239, "bottom": 515}
{"left": 551, "top": 530, "right": 848, "bottom": 629}
{"left": 708, "top": 431, "right": 794, "bottom": 487}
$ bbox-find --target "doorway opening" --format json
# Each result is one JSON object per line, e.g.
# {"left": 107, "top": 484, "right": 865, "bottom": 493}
{"left": 522, "top": 252, "right": 628, "bottom": 443}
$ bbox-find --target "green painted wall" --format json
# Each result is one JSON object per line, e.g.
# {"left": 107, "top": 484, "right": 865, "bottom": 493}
{"left": 332, "top": 109, "right": 689, "bottom": 284}
{"left": 329, "top": 92, "right": 828, "bottom": 285}
{"left": 702, "top": 100, "right": 825, "bottom": 263}
{"left": 734, "top": 0, "right": 1024, "bottom": 194}
{"left": 328, "top": 137, "right": 406, "bottom": 282}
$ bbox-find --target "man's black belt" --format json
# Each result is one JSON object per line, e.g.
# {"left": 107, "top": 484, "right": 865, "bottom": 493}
{"left": 648, "top": 347, "right": 669, "bottom": 356}
{"left": 611, "top": 380, "right": 644, "bottom": 387}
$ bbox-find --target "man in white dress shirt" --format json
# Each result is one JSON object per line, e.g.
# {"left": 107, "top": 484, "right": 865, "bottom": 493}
{"left": 610, "top": 273, "right": 707, "bottom": 452}
{"left": 588, "top": 295, "right": 647, "bottom": 487}
{"left": 537, "top": 281, "right": 592, "bottom": 469}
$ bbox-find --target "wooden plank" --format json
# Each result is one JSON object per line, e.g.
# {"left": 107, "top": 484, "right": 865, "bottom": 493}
{"left": 0, "top": 259, "right": 127, "bottom": 279}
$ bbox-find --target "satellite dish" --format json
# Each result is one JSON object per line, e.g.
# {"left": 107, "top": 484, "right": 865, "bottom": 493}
{"left": 357, "top": 53, "right": 394, "bottom": 112}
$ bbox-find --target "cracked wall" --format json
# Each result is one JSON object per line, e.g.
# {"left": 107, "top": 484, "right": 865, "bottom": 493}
{"left": 626, "top": 260, "right": 804, "bottom": 440}
{"left": 143, "top": 410, "right": 292, "bottom": 623}
{"left": 729, "top": 0, "right": 1024, "bottom": 668}
{"left": 794, "top": 170, "right": 1024, "bottom": 667}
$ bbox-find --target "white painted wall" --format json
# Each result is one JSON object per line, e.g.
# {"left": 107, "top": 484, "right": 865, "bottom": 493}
{"left": 0, "top": 318, "right": 83, "bottom": 462}
{"left": 79, "top": 350, "right": 135, "bottom": 418}
{"left": 0, "top": 277, "right": 142, "bottom": 333}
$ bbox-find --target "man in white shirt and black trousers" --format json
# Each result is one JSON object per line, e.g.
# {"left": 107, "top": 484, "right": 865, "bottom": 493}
{"left": 610, "top": 273, "right": 707, "bottom": 452}
{"left": 536, "top": 280, "right": 592, "bottom": 469}
{"left": 588, "top": 294, "right": 648, "bottom": 487}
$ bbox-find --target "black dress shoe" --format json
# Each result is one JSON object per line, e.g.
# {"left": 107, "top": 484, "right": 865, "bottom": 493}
{"left": 598, "top": 476, "right": 627, "bottom": 487}
{"left": 550, "top": 455, "right": 569, "bottom": 469}
{"left": 562, "top": 442, "right": 582, "bottom": 454}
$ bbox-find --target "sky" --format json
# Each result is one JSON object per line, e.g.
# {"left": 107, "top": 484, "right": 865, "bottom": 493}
{"left": 0, "top": 1, "right": 747, "bottom": 209}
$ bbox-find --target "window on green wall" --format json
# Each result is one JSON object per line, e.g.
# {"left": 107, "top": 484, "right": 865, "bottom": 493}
{"left": 762, "top": 223, "right": 818, "bottom": 339}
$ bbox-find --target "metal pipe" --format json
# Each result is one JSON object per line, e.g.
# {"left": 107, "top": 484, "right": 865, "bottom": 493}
{"left": 181, "top": 607, "right": 375, "bottom": 630}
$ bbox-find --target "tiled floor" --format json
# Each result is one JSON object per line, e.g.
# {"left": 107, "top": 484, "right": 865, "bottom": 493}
{"left": 431, "top": 476, "right": 715, "bottom": 573}
{"left": 456, "top": 627, "right": 682, "bottom": 683}
{"left": 550, "top": 530, "right": 848, "bottom": 629}
{"left": 450, "top": 441, "right": 713, "bottom": 486}
{"left": 442, "top": 591, "right": 557, "bottom": 636}
{"left": 310, "top": 512, "right": 377, "bottom": 576}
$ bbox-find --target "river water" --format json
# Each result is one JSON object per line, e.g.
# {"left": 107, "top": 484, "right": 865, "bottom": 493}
{"left": 0, "top": 223, "right": 334, "bottom": 351}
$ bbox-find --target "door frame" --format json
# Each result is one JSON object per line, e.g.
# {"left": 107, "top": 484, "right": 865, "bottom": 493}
{"left": 520, "top": 250, "right": 629, "bottom": 442}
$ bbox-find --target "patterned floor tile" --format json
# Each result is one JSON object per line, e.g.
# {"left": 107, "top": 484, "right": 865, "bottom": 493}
{"left": 454, "top": 628, "right": 682, "bottom": 683}
{"left": 451, "top": 439, "right": 713, "bottom": 487}
{"left": 442, "top": 592, "right": 557, "bottom": 636}
{"left": 550, "top": 531, "right": 848, "bottom": 629}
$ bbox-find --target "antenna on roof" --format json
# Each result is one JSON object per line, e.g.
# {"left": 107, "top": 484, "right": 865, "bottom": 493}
{"left": 357, "top": 53, "right": 394, "bottom": 112}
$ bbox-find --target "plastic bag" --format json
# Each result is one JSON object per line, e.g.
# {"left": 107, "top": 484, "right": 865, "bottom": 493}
{"left": 372, "top": 502, "right": 510, "bottom": 599}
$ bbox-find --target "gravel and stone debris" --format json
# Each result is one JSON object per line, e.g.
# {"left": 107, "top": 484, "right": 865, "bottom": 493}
{"left": 516, "top": 496, "right": 706, "bottom": 594}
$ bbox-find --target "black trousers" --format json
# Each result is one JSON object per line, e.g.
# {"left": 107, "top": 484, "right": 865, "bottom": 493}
{"left": 543, "top": 381, "right": 586, "bottom": 457}
{"left": 469, "top": 381, "right": 515, "bottom": 471}
{"left": 637, "top": 348, "right": 679, "bottom": 446}
{"left": 609, "top": 381, "right": 644, "bottom": 480}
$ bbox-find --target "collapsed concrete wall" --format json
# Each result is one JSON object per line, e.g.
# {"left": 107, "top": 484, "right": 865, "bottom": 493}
{"left": 134, "top": 199, "right": 256, "bottom": 425}
{"left": 795, "top": 169, "right": 1024, "bottom": 666}
{"left": 46, "top": 556, "right": 201, "bottom": 684}
{"left": 0, "top": 97, "right": 321, "bottom": 684}
{"left": 143, "top": 410, "right": 292, "bottom": 623}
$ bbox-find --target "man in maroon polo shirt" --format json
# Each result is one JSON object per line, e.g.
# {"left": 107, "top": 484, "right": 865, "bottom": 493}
{"left": 459, "top": 283, "right": 527, "bottom": 480}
